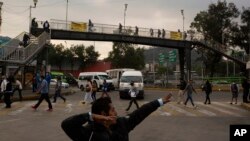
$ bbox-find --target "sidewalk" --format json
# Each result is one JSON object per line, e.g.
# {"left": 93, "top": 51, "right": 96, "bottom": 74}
{"left": 0, "top": 86, "right": 80, "bottom": 103}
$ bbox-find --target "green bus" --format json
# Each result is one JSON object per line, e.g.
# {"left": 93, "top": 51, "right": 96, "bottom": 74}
{"left": 50, "top": 71, "right": 67, "bottom": 82}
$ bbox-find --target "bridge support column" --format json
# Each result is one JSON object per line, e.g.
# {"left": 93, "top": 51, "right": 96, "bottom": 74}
{"left": 178, "top": 48, "right": 185, "bottom": 80}
{"left": 185, "top": 47, "right": 192, "bottom": 81}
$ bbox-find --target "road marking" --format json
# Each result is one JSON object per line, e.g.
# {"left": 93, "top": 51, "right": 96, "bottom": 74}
{"left": 167, "top": 104, "right": 196, "bottom": 117}
{"left": 197, "top": 102, "right": 242, "bottom": 117}
{"left": 65, "top": 103, "right": 73, "bottom": 113}
{"left": 212, "top": 102, "right": 249, "bottom": 113}
{"left": 158, "top": 107, "right": 171, "bottom": 116}
{"left": 8, "top": 102, "right": 33, "bottom": 116}
{"left": 0, "top": 119, "right": 21, "bottom": 124}
{"left": 196, "top": 108, "right": 217, "bottom": 117}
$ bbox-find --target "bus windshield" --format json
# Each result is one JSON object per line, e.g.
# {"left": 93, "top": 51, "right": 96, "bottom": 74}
{"left": 120, "top": 76, "right": 142, "bottom": 83}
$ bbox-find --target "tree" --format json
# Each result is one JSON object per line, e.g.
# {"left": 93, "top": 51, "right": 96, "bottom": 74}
{"left": 49, "top": 43, "right": 65, "bottom": 70}
{"left": 231, "top": 7, "right": 250, "bottom": 54}
{"left": 71, "top": 44, "right": 99, "bottom": 70}
{"left": 64, "top": 48, "right": 75, "bottom": 72}
{"left": 85, "top": 45, "right": 100, "bottom": 67}
{"left": 190, "top": 1, "right": 239, "bottom": 77}
{"left": 107, "top": 42, "right": 145, "bottom": 70}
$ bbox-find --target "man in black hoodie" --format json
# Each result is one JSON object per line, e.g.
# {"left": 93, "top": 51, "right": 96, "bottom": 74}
{"left": 61, "top": 94, "right": 172, "bottom": 141}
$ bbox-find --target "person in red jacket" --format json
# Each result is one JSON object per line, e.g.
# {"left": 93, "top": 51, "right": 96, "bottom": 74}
{"left": 61, "top": 93, "right": 172, "bottom": 141}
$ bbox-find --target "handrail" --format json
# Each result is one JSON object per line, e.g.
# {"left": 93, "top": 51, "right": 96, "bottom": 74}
{"left": 0, "top": 32, "right": 50, "bottom": 64}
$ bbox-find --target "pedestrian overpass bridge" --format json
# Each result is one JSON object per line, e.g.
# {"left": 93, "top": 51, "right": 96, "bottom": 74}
{"left": 0, "top": 19, "right": 247, "bottom": 79}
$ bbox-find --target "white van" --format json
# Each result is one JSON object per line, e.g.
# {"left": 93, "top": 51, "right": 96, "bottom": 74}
{"left": 106, "top": 68, "right": 135, "bottom": 89}
{"left": 78, "top": 72, "right": 114, "bottom": 91}
{"left": 119, "top": 71, "right": 144, "bottom": 99}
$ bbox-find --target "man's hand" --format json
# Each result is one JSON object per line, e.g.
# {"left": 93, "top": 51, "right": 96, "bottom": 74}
{"left": 92, "top": 114, "right": 117, "bottom": 123}
{"left": 163, "top": 93, "right": 172, "bottom": 104}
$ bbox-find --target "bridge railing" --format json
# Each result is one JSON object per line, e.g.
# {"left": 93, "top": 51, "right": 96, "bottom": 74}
{"left": 1, "top": 32, "right": 50, "bottom": 64}
{"left": 0, "top": 32, "right": 26, "bottom": 59}
{"left": 37, "top": 19, "right": 184, "bottom": 40}
{"left": 193, "top": 37, "right": 247, "bottom": 62}
{"left": 36, "top": 19, "right": 246, "bottom": 63}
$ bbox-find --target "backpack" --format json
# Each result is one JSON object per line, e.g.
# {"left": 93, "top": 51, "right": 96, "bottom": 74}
{"left": 205, "top": 83, "right": 212, "bottom": 92}
{"left": 231, "top": 84, "right": 238, "bottom": 92}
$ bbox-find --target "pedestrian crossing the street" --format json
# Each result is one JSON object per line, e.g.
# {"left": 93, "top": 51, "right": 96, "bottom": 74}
{"left": 0, "top": 100, "right": 249, "bottom": 118}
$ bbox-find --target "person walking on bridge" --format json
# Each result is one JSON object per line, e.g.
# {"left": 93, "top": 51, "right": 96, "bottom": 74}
{"left": 43, "top": 20, "right": 50, "bottom": 33}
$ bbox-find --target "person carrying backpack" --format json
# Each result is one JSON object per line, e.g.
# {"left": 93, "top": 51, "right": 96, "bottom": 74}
{"left": 230, "top": 82, "right": 239, "bottom": 104}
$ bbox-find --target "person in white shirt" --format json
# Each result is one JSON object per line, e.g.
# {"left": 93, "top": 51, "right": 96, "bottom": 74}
{"left": 126, "top": 81, "right": 139, "bottom": 111}
{"left": 13, "top": 79, "right": 23, "bottom": 101}
{"left": 0, "top": 76, "right": 7, "bottom": 100}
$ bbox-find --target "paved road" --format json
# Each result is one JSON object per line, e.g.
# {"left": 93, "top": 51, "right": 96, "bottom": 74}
{"left": 0, "top": 90, "right": 249, "bottom": 141}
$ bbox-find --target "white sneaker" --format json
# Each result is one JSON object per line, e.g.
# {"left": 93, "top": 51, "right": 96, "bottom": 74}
{"left": 193, "top": 105, "right": 198, "bottom": 109}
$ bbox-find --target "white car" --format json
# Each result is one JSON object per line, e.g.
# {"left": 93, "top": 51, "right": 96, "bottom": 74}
{"left": 50, "top": 79, "right": 69, "bottom": 88}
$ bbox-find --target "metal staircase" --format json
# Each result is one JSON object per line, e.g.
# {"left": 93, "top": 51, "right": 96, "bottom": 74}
{"left": 0, "top": 32, "right": 50, "bottom": 65}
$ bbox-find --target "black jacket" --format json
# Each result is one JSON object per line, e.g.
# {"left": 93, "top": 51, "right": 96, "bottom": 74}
{"left": 61, "top": 100, "right": 161, "bottom": 141}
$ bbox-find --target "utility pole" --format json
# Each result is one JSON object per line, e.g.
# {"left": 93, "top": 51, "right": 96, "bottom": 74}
{"left": 181, "top": 9, "right": 184, "bottom": 39}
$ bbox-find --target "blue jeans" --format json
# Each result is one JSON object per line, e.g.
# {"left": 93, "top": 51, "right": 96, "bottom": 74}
{"left": 184, "top": 94, "right": 195, "bottom": 106}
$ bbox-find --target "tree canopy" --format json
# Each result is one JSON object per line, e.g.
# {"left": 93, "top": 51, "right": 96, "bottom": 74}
{"left": 190, "top": 1, "right": 241, "bottom": 77}
{"left": 48, "top": 43, "right": 99, "bottom": 71}
{"left": 107, "top": 42, "right": 145, "bottom": 70}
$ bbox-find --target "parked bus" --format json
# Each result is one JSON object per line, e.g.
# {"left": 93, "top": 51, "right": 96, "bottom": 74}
{"left": 106, "top": 68, "right": 135, "bottom": 89}
{"left": 50, "top": 71, "right": 67, "bottom": 82}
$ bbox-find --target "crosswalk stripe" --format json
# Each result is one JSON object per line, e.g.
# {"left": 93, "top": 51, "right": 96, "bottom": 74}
{"left": 8, "top": 102, "right": 33, "bottom": 116}
{"left": 158, "top": 107, "right": 171, "bottom": 116}
{"left": 212, "top": 102, "right": 249, "bottom": 113}
{"left": 167, "top": 104, "right": 196, "bottom": 117}
{"left": 196, "top": 102, "right": 242, "bottom": 117}
{"left": 196, "top": 108, "right": 217, "bottom": 117}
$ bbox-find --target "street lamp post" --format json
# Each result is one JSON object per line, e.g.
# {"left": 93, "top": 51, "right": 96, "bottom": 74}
{"left": 124, "top": 3, "right": 128, "bottom": 30}
{"left": 181, "top": 9, "right": 184, "bottom": 39}
{"left": 66, "top": 0, "right": 68, "bottom": 30}
{"left": 29, "top": 0, "right": 38, "bottom": 33}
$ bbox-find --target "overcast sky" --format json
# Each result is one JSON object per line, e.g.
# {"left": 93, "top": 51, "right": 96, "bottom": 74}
{"left": 0, "top": 0, "right": 249, "bottom": 59}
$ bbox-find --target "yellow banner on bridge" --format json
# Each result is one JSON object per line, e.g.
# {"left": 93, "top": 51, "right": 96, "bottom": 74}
{"left": 71, "top": 22, "right": 87, "bottom": 32}
{"left": 170, "top": 31, "right": 182, "bottom": 40}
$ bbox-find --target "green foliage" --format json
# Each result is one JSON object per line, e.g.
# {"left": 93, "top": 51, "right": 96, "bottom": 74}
{"left": 190, "top": 1, "right": 240, "bottom": 77}
{"left": 230, "top": 7, "right": 250, "bottom": 54}
{"left": 48, "top": 43, "right": 99, "bottom": 70}
{"left": 107, "top": 42, "right": 145, "bottom": 70}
